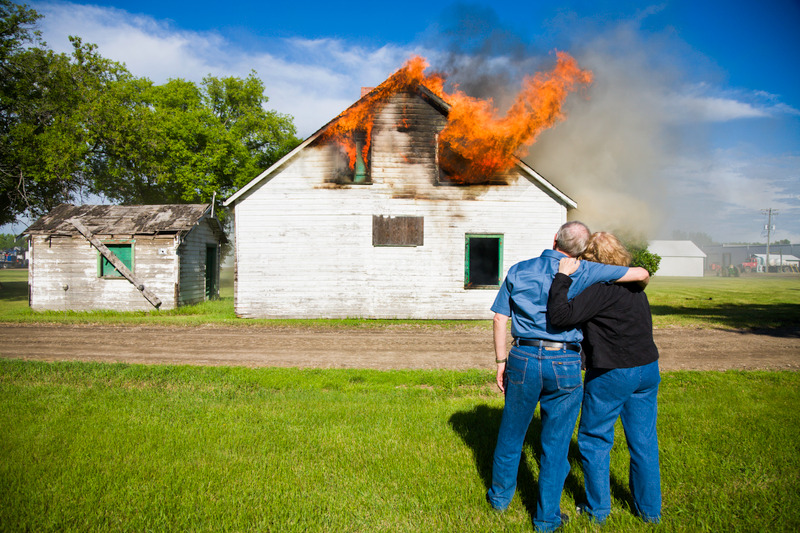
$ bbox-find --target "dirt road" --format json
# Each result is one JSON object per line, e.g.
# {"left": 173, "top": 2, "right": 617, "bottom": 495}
{"left": 1, "top": 323, "right": 798, "bottom": 371}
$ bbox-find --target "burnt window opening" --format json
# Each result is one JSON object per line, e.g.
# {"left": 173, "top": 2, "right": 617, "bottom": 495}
{"left": 465, "top": 234, "right": 503, "bottom": 289}
{"left": 373, "top": 216, "right": 424, "bottom": 247}
{"left": 330, "top": 130, "right": 372, "bottom": 185}
{"left": 436, "top": 134, "right": 511, "bottom": 186}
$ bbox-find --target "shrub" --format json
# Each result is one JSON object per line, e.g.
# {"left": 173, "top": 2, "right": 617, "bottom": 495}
{"left": 629, "top": 247, "right": 661, "bottom": 275}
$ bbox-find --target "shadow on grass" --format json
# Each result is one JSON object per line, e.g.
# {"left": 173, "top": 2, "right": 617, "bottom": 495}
{"left": 650, "top": 302, "right": 800, "bottom": 335}
{"left": 0, "top": 280, "right": 28, "bottom": 302}
{"left": 449, "top": 405, "right": 584, "bottom": 525}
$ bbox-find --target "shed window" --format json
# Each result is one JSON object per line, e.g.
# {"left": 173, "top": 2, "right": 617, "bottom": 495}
{"left": 98, "top": 243, "right": 133, "bottom": 277}
{"left": 465, "top": 234, "right": 503, "bottom": 289}
{"left": 373, "top": 216, "right": 424, "bottom": 247}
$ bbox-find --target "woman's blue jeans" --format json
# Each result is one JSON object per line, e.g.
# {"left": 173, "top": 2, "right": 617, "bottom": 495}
{"left": 578, "top": 360, "right": 662, "bottom": 523}
{"left": 487, "top": 344, "right": 583, "bottom": 532}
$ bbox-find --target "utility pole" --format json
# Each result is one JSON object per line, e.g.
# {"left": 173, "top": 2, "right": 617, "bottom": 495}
{"left": 761, "top": 208, "right": 778, "bottom": 272}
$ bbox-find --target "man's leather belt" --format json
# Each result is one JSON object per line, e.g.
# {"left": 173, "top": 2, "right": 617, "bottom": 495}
{"left": 515, "top": 338, "right": 581, "bottom": 352}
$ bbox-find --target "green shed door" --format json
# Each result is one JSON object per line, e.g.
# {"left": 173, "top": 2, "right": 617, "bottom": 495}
{"left": 205, "top": 246, "right": 217, "bottom": 299}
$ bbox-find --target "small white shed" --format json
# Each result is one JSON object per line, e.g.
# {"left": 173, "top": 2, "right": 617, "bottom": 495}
{"left": 649, "top": 240, "right": 707, "bottom": 277}
{"left": 25, "top": 204, "right": 227, "bottom": 311}
{"left": 225, "top": 78, "right": 577, "bottom": 319}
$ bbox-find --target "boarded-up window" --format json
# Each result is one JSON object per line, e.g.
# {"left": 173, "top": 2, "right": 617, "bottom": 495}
{"left": 372, "top": 216, "right": 424, "bottom": 247}
{"left": 465, "top": 234, "right": 503, "bottom": 288}
{"left": 98, "top": 243, "right": 133, "bottom": 277}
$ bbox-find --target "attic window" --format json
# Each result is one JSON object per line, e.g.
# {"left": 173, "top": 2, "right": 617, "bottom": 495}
{"left": 98, "top": 242, "right": 134, "bottom": 278}
{"left": 465, "top": 234, "right": 503, "bottom": 289}
{"left": 436, "top": 134, "right": 506, "bottom": 186}
{"left": 373, "top": 216, "right": 424, "bottom": 247}
{"left": 331, "top": 131, "right": 372, "bottom": 185}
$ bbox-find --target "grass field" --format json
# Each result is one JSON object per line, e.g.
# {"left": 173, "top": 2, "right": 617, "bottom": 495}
{"left": 1, "top": 269, "right": 799, "bottom": 531}
{"left": 1, "top": 361, "right": 798, "bottom": 532}
{"left": 1, "top": 268, "right": 799, "bottom": 329}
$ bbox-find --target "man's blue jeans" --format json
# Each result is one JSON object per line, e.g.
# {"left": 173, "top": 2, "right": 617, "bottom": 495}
{"left": 578, "top": 361, "right": 661, "bottom": 524}
{"left": 487, "top": 344, "right": 583, "bottom": 532}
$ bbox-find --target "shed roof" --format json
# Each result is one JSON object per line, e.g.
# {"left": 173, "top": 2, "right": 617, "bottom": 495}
{"left": 25, "top": 204, "right": 225, "bottom": 240}
{"left": 649, "top": 240, "right": 707, "bottom": 258}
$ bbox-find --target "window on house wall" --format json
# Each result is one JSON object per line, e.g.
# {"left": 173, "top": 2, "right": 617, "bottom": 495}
{"left": 331, "top": 131, "right": 372, "bottom": 185}
{"left": 98, "top": 242, "right": 133, "bottom": 277}
{"left": 372, "top": 216, "right": 424, "bottom": 247}
{"left": 465, "top": 234, "right": 503, "bottom": 288}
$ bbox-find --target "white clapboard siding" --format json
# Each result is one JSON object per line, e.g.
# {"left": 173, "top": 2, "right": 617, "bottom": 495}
{"left": 29, "top": 235, "right": 178, "bottom": 311}
{"left": 230, "top": 90, "right": 571, "bottom": 319}
{"left": 177, "top": 220, "right": 221, "bottom": 305}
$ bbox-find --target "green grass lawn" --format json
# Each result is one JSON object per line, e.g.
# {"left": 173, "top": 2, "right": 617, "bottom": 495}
{"left": 2, "top": 271, "right": 798, "bottom": 530}
{"left": 1, "top": 361, "right": 798, "bottom": 532}
{"left": 1, "top": 269, "right": 799, "bottom": 330}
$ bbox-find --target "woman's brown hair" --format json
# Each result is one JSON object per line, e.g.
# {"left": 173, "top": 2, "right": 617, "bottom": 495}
{"left": 580, "top": 232, "right": 632, "bottom": 267}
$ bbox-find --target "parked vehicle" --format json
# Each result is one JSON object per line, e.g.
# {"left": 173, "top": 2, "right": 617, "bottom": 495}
{"left": 740, "top": 254, "right": 800, "bottom": 273}
{"left": 740, "top": 256, "right": 758, "bottom": 273}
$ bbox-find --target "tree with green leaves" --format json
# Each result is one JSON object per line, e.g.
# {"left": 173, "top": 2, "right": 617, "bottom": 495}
{"left": 0, "top": 232, "right": 25, "bottom": 249}
{"left": 90, "top": 73, "right": 300, "bottom": 209}
{"left": 0, "top": 0, "right": 301, "bottom": 226}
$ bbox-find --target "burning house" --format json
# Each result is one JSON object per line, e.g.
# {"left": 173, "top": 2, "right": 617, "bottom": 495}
{"left": 24, "top": 204, "right": 227, "bottom": 311}
{"left": 224, "top": 54, "right": 589, "bottom": 319}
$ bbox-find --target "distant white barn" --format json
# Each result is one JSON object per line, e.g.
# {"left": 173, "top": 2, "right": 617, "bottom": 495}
{"left": 224, "top": 80, "right": 576, "bottom": 319}
{"left": 649, "top": 240, "right": 707, "bottom": 277}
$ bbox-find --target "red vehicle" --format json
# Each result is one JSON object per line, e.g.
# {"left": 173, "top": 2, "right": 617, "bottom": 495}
{"left": 740, "top": 256, "right": 758, "bottom": 273}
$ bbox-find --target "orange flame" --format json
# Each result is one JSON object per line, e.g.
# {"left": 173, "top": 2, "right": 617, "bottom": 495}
{"left": 320, "top": 56, "right": 444, "bottom": 171}
{"left": 320, "top": 52, "right": 592, "bottom": 183}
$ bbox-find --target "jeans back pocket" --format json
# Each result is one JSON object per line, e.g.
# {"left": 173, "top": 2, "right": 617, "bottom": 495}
{"left": 506, "top": 352, "right": 528, "bottom": 385}
{"left": 552, "top": 360, "right": 582, "bottom": 391}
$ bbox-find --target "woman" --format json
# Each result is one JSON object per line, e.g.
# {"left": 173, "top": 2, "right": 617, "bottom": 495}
{"left": 546, "top": 232, "right": 661, "bottom": 524}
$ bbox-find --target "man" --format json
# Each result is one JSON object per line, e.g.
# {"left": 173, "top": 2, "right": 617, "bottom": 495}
{"left": 486, "top": 221, "right": 649, "bottom": 532}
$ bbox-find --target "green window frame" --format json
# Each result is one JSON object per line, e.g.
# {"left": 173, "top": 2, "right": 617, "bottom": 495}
{"left": 465, "top": 234, "right": 503, "bottom": 289}
{"left": 98, "top": 242, "right": 134, "bottom": 278}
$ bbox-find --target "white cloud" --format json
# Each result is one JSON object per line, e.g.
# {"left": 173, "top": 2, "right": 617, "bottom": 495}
{"left": 662, "top": 150, "right": 800, "bottom": 242}
{"left": 33, "top": 1, "right": 419, "bottom": 137}
{"left": 666, "top": 94, "right": 768, "bottom": 122}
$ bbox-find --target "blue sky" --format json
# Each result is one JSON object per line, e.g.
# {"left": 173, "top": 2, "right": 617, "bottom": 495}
{"left": 6, "top": 0, "right": 799, "bottom": 244}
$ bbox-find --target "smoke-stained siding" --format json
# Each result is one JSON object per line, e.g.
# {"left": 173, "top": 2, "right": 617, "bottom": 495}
{"left": 229, "top": 90, "right": 572, "bottom": 319}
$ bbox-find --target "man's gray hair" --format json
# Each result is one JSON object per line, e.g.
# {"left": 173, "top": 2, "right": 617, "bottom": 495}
{"left": 555, "top": 221, "right": 591, "bottom": 257}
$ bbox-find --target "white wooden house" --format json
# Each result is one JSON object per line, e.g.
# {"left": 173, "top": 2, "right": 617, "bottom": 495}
{"left": 648, "top": 240, "right": 707, "bottom": 277}
{"left": 224, "top": 83, "right": 577, "bottom": 319}
{"left": 24, "top": 204, "right": 227, "bottom": 311}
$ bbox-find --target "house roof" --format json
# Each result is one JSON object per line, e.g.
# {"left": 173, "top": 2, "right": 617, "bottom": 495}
{"left": 649, "top": 240, "right": 707, "bottom": 258}
{"left": 24, "top": 204, "right": 226, "bottom": 241}
{"left": 224, "top": 82, "right": 576, "bottom": 209}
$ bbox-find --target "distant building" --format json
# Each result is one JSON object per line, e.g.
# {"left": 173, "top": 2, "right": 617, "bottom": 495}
{"left": 649, "top": 240, "right": 706, "bottom": 277}
{"left": 702, "top": 243, "right": 799, "bottom": 272}
{"left": 24, "top": 204, "right": 227, "bottom": 311}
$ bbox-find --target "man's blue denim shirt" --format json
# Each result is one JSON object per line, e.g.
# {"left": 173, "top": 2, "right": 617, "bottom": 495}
{"left": 491, "top": 249, "right": 628, "bottom": 343}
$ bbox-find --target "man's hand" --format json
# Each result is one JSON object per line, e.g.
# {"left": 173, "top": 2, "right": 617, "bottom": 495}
{"left": 558, "top": 257, "right": 580, "bottom": 275}
{"left": 496, "top": 362, "right": 506, "bottom": 394}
